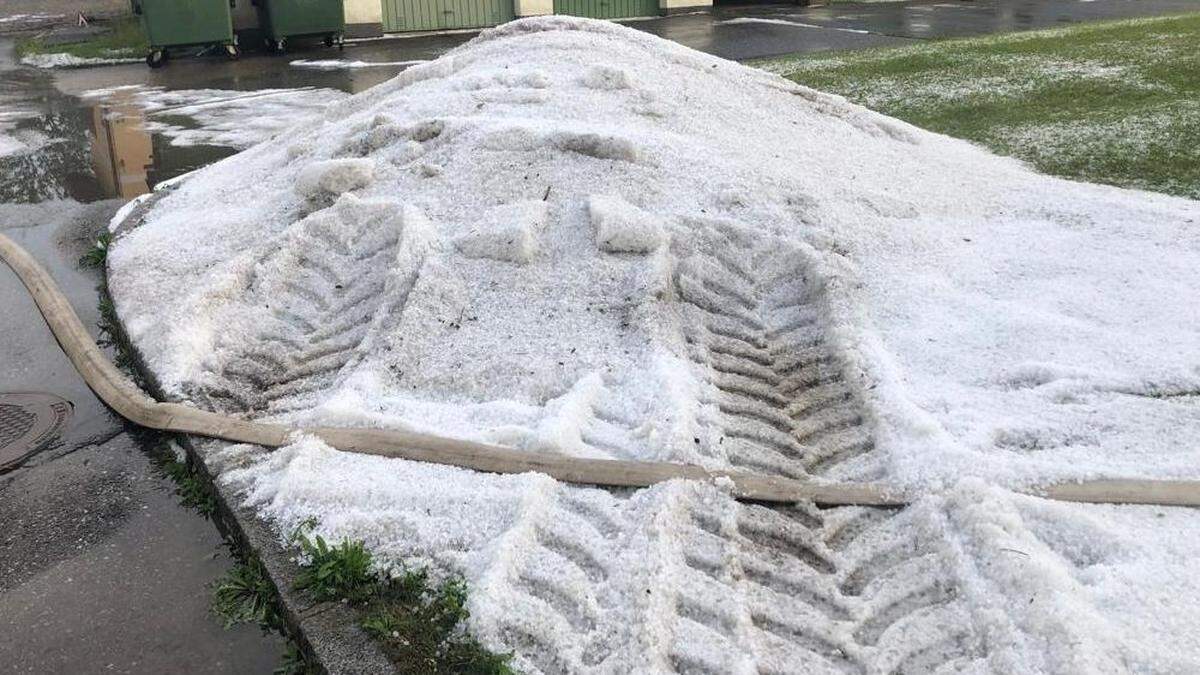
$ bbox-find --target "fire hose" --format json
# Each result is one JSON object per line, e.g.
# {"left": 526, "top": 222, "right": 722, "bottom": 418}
{"left": 2, "top": 231, "right": 1197, "bottom": 508}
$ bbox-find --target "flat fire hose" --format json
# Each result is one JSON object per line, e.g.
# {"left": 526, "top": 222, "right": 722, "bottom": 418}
{"left": 2, "top": 231, "right": 1197, "bottom": 508}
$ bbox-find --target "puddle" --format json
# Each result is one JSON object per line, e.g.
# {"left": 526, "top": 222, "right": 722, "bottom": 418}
{"left": 88, "top": 90, "right": 154, "bottom": 200}
{"left": 0, "top": 64, "right": 95, "bottom": 203}
{"left": 84, "top": 84, "right": 350, "bottom": 152}
{"left": 0, "top": 42, "right": 401, "bottom": 205}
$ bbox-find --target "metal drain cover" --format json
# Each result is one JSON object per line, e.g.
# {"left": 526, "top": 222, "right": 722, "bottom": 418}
{"left": 0, "top": 393, "right": 73, "bottom": 472}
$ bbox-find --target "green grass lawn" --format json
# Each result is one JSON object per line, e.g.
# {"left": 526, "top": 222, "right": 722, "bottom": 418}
{"left": 16, "top": 17, "right": 147, "bottom": 61}
{"left": 760, "top": 13, "right": 1200, "bottom": 200}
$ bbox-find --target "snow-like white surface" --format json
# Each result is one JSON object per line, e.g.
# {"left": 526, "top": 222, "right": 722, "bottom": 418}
{"left": 718, "top": 17, "right": 872, "bottom": 35}
{"left": 0, "top": 105, "right": 53, "bottom": 158}
{"left": 109, "top": 17, "right": 1200, "bottom": 673}
{"left": 215, "top": 437, "right": 1200, "bottom": 673}
{"left": 0, "top": 13, "right": 64, "bottom": 23}
{"left": 0, "top": 128, "right": 42, "bottom": 157}
{"left": 290, "top": 58, "right": 427, "bottom": 70}
{"left": 589, "top": 194, "right": 664, "bottom": 253}
{"left": 81, "top": 85, "right": 350, "bottom": 150}
{"left": 0, "top": 13, "right": 64, "bottom": 32}
{"left": 20, "top": 52, "right": 140, "bottom": 68}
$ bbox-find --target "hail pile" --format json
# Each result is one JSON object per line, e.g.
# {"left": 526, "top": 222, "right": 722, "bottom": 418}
{"left": 110, "top": 18, "right": 1200, "bottom": 673}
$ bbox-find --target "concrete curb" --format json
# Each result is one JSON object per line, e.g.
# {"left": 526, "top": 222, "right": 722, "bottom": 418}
{"left": 189, "top": 437, "right": 395, "bottom": 675}
{"left": 123, "top": 327, "right": 393, "bottom": 675}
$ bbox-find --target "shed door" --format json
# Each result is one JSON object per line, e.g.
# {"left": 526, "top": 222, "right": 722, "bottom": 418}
{"left": 382, "top": 0, "right": 514, "bottom": 31}
{"left": 552, "top": 0, "right": 658, "bottom": 19}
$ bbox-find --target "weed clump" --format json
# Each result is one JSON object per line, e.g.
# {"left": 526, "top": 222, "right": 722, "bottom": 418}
{"left": 363, "top": 570, "right": 515, "bottom": 675}
{"left": 156, "top": 450, "right": 218, "bottom": 517}
{"left": 289, "top": 521, "right": 513, "bottom": 674}
{"left": 213, "top": 557, "right": 282, "bottom": 629}
{"left": 85, "top": 231, "right": 141, "bottom": 382}
{"left": 145, "top": 438, "right": 218, "bottom": 518}
{"left": 273, "top": 644, "right": 312, "bottom": 675}
{"left": 79, "top": 233, "right": 112, "bottom": 269}
{"left": 96, "top": 287, "right": 143, "bottom": 382}
{"left": 291, "top": 520, "right": 376, "bottom": 603}
{"left": 210, "top": 549, "right": 315, "bottom": 675}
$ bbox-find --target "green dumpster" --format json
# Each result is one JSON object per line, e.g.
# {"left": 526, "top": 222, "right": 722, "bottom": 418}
{"left": 131, "top": 0, "right": 240, "bottom": 67}
{"left": 254, "top": 0, "right": 345, "bottom": 52}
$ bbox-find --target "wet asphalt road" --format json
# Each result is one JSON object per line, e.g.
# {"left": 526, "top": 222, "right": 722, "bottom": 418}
{"left": 0, "top": 0, "right": 1196, "bottom": 672}
{"left": 0, "top": 206, "right": 285, "bottom": 674}
{"left": 667, "top": 0, "right": 1200, "bottom": 59}
{"left": 645, "top": 0, "right": 1200, "bottom": 59}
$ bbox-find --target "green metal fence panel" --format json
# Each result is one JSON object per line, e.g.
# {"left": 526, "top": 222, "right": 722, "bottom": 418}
{"left": 259, "top": 0, "right": 345, "bottom": 41}
{"left": 134, "top": 0, "right": 234, "bottom": 48}
{"left": 552, "top": 0, "right": 658, "bottom": 20}
{"left": 381, "top": 0, "right": 514, "bottom": 32}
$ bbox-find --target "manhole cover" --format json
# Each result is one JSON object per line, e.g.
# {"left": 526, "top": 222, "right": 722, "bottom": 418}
{"left": 0, "top": 393, "right": 73, "bottom": 472}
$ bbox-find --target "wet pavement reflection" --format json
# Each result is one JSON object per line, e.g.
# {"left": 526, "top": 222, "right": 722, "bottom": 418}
{"left": 762, "top": 0, "right": 1200, "bottom": 39}
{"left": 0, "top": 36, "right": 421, "bottom": 204}
{"left": 89, "top": 90, "right": 153, "bottom": 200}
{"left": 638, "top": 0, "right": 1200, "bottom": 59}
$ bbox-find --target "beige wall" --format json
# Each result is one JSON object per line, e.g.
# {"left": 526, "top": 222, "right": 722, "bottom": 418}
{"left": 223, "top": 0, "right": 707, "bottom": 34}
{"left": 515, "top": 0, "right": 553, "bottom": 16}
{"left": 660, "top": 0, "right": 710, "bottom": 10}
{"left": 345, "top": 0, "right": 383, "bottom": 24}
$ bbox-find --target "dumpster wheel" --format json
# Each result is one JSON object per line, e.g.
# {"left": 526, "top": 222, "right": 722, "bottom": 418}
{"left": 146, "top": 49, "right": 167, "bottom": 68}
{"left": 225, "top": 43, "right": 241, "bottom": 60}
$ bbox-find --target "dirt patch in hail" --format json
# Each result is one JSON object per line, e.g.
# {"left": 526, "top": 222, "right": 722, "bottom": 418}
{"left": 108, "top": 17, "right": 1200, "bottom": 674}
